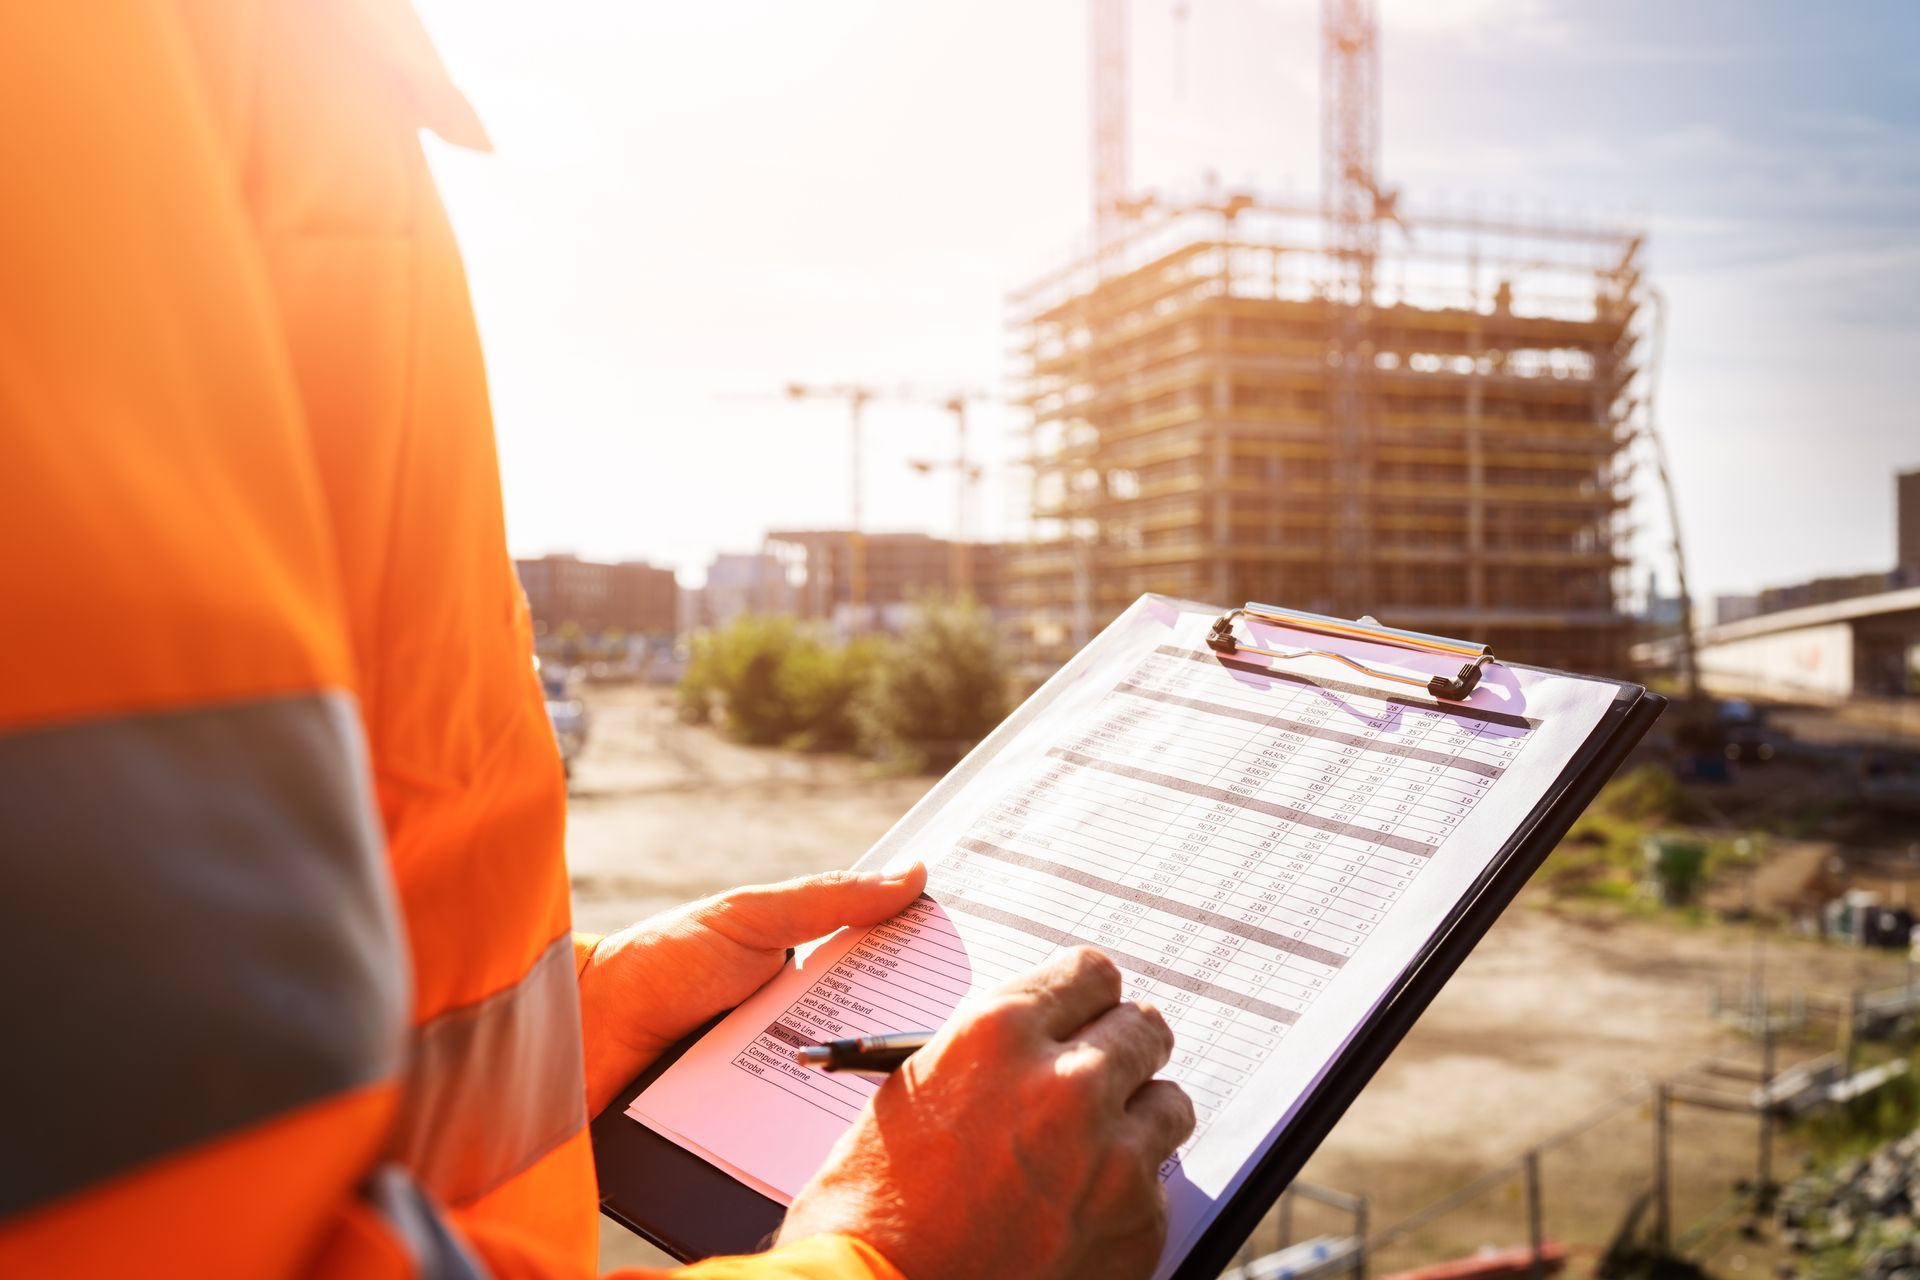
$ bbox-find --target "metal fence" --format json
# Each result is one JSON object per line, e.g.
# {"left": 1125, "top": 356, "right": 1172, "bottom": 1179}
{"left": 1221, "top": 1183, "right": 1368, "bottom": 1279}
{"left": 1362, "top": 1089, "right": 1653, "bottom": 1276}
{"left": 1226, "top": 984, "right": 1917, "bottom": 1278}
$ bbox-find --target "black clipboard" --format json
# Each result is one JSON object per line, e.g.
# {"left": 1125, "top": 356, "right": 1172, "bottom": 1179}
{"left": 591, "top": 598, "right": 1664, "bottom": 1271}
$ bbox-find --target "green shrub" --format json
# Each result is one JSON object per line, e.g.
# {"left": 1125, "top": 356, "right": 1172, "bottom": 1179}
{"left": 1796, "top": 1060, "right": 1920, "bottom": 1159}
{"left": 707, "top": 614, "right": 807, "bottom": 745}
{"left": 677, "top": 600, "right": 1010, "bottom": 763}
{"left": 1594, "top": 762, "right": 1695, "bottom": 823}
{"left": 1540, "top": 763, "right": 1694, "bottom": 897}
{"left": 678, "top": 630, "right": 717, "bottom": 724}
{"left": 776, "top": 632, "right": 882, "bottom": 751}
{"left": 677, "top": 615, "right": 877, "bottom": 748}
{"left": 854, "top": 596, "right": 1009, "bottom": 767}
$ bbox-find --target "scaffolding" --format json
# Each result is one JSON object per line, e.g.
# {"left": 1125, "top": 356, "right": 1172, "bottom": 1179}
{"left": 1006, "top": 194, "right": 1643, "bottom": 678}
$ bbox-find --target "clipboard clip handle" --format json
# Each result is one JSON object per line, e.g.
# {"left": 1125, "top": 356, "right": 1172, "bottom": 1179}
{"left": 1426, "top": 656, "right": 1496, "bottom": 701}
{"left": 1205, "top": 605, "right": 1497, "bottom": 701}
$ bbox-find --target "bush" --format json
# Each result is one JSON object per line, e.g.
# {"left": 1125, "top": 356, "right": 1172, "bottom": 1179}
{"left": 677, "top": 599, "right": 1011, "bottom": 764}
{"left": 721, "top": 616, "right": 800, "bottom": 742}
{"left": 854, "top": 597, "right": 1009, "bottom": 767}
{"left": 678, "top": 615, "right": 871, "bottom": 748}
{"left": 1540, "top": 763, "right": 1695, "bottom": 897}
{"left": 1594, "top": 762, "right": 1696, "bottom": 823}
{"left": 677, "top": 630, "right": 718, "bottom": 724}
{"left": 777, "top": 632, "right": 882, "bottom": 751}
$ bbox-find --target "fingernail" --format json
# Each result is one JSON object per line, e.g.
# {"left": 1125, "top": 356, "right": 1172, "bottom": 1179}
{"left": 875, "top": 857, "right": 924, "bottom": 883}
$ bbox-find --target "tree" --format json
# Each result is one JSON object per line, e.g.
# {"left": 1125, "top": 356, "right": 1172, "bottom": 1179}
{"left": 677, "top": 614, "right": 871, "bottom": 749}
{"left": 855, "top": 596, "right": 1009, "bottom": 768}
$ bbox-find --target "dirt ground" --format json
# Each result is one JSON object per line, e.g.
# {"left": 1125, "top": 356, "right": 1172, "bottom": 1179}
{"left": 564, "top": 687, "right": 934, "bottom": 937}
{"left": 572, "top": 686, "right": 1910, "bottom": 1273}
{"left": 569, "top": 687, "right": 932, "bottom": 1269}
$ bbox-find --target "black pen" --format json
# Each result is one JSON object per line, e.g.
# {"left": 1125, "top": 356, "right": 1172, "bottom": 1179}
{"left": 793, "top": 1030, "right": 936, "bottom": 1076}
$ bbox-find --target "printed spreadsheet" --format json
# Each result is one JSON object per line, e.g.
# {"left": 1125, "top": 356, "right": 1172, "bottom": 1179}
{"left": 628, "top": 598, "right": 1618, "bottom": 1279}
{"left": 730, "top": 641, "right": 1531, "bottom": 1148}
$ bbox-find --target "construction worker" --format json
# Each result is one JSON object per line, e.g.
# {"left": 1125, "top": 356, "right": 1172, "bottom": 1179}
{"left": 0, "top": 4, "right": 1194, "bottom": 1279}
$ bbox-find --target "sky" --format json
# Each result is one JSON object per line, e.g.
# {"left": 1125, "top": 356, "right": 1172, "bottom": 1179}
{"left": 414, "top": 0, "right": 1920, "bottom": 600}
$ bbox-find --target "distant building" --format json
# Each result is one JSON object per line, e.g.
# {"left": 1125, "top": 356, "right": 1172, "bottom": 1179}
{"left": 1713, "top": 594, "right": 1762, "bottom": 627}
{"left": 1725, "top": 469, "right": 1920, "bottom": 622}
{"left": 1639, "top": 593, "right": 1685, "bottom": 631}
{"left": 607, "top": 560, "right": 679, "bottom": 637}
{"left": 1648, "top": 467, "right": 1920, "bottom": 697}
{"left": 514, "top": 554, "right": 678, "bottom": 638}
{"left": 1635, "top": 585, "right": 1920, "bottom": 703}
{"left": 1900, "top": 468, "right": 1920, "bottom": 574}
{"left": 764, "top": 530, "right": 1003, "bottom": 631}
{"left": 690, "top": 552, "right": 796, "bottom": 630}
{"left": 1756, "top": 571, "right": 1893, "bottom": 617}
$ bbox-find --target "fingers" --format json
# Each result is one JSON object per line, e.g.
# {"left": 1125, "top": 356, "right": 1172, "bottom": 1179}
{"left": 1071, "top": 1000, "right": 1175, "bottom": 1099}
{"left": 700, "top": 862, "right": 927, "bottom": 950}
{"left": 1126, "top": 1079, "right": 1197, "bottom": 1164}
{"left": 998, "top": 946, "right": 1124, "bottom": 1040}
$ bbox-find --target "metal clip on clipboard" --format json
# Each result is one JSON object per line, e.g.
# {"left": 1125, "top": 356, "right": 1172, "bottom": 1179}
{"left": 1205, "top": 602, "right": 1497, "bottom": 701}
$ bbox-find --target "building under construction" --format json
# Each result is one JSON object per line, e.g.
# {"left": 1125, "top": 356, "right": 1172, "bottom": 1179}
{"left": 1006, "top": 198, "right": 1641, "bottom": 677}
{"left": 1005, "top": 0, "right": 1643, "bottom": 678}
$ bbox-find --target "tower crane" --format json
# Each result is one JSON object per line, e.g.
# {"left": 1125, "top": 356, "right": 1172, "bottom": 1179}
{"left": 1078, "top": 0, "right": 1399, "bottom": 623}
{"left": 783, "top": 382, "right": 876, "bottom": 627}
{"left": 1321, "top": 0, "right": 1394, "bottom": 617}
{"left": 778, "top": 384, "right": 1000, "bottom": 622}
{"left": 906, "top": 392, "right": 995, "bottom": 597}
{"left": 1089, "top": 0, "right": 1130, "bottom": 240}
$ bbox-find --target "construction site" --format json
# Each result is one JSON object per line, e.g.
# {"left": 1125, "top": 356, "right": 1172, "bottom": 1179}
{"left": 1004, "top": 0, "right": 1644, "bottom": 680}
{"left": 554, "top": 6, "right": 1920, "bottom": 1277}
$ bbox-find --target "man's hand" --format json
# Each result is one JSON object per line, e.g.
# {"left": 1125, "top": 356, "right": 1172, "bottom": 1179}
{"left": 779, "top": 947, "right": 1196, "bottom": 1280}
{"left": 578, "top": 863, "right": 928, "bottom": 1114}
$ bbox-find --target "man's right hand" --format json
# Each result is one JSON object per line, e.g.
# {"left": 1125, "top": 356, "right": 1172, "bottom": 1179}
{"left": 777, "top": 947, "right": 1197, "bottom": 1280}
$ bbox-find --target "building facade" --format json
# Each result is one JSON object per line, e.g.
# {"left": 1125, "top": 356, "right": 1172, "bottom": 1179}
{"left": 1007, "top": 200, "right": 1641, "bottom": 678}
{"left": 513, "top": 554, "right": 679, "bottom": 638}
{"left": 689, "top": 552, "right": 797, "bottom": 631}
{"left": 765, "top": 531, "right": 1003, "bottom": 630}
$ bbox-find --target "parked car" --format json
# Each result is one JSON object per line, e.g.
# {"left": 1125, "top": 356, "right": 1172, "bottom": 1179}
{"left": 537, "top": 660, "right": 589, "bottom": 776}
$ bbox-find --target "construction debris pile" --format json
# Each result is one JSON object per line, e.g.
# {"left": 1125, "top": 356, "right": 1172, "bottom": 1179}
{"left": 1775, "top": 1128, "right": 1920, "bottom": 1277}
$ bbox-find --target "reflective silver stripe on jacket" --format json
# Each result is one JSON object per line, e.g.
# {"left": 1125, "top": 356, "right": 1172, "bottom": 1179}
{"left": 388, "top": 932, "right": 587, "bottom": 1207}
{"left": 0, "top": 693, "right": 407, "bottom": 1218}
{"left": 365, "top": 1166, "right": 488, "bottom": 1280}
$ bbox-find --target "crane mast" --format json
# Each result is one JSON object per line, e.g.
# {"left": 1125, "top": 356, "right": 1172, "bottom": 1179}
{"left": 784, "top": 382, "right": 874, "bottom": 628}
{"left": 1089, "top": 0, "right": 1130, "bottom": 239}
{"left": 1082, "top": 0, "right": 1385, "bottom": 617}
{"left": 1321, "top": 0, "right": 1381, "bottom": 616}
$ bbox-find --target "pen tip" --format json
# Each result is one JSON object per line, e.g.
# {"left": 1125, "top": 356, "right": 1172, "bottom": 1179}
{"left": 793, "top": 1046, "right": 831, "bottom": 1067}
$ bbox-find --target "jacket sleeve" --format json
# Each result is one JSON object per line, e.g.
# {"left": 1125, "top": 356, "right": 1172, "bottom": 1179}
{"left": 0, "top": 5, "right": 455, "bottom": 1275}
{"left": 0, "top": 9, "right": 901, "bottom": 1279}
{"left": 577, "top": 933, "right": 607, "bottom": 979}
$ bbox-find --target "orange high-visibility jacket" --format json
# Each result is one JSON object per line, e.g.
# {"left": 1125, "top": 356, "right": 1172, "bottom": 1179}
{"left": 0, "top": 5, "right": 896, "bottom": 1278}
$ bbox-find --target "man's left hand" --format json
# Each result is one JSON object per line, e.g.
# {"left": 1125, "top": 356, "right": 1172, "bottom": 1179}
{"left": 577, "top": 863, "right": 928, "bottom": 1114}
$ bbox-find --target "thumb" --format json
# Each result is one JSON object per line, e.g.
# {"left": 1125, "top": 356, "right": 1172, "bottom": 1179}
{"left": 701, "top": 861, "right": 928, "bottom": 951}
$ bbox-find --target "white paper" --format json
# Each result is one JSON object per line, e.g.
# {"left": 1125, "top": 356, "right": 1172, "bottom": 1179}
{"left": 628, "top": 597, "right": 1619, "bottom": 1276}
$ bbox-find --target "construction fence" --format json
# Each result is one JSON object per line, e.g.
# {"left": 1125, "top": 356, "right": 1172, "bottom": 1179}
{"left": 1222, "top": 979, "right": 1920, "bottom": 1279}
